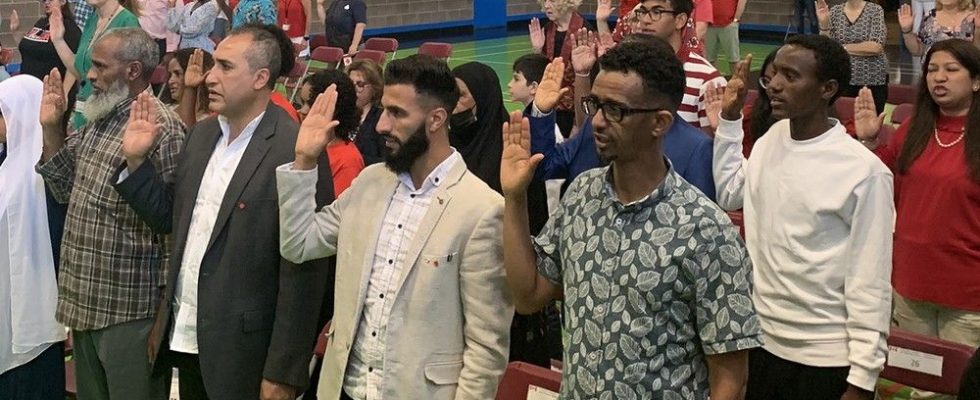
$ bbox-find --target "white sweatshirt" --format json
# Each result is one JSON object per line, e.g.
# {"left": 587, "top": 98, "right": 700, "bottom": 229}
{"left": 714, "top": 116, "right": 895, "bottom": 391}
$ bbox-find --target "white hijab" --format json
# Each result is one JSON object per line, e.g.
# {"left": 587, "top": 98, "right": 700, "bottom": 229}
{"left": 0, "top": 75, "right": 65, "bottom": 354}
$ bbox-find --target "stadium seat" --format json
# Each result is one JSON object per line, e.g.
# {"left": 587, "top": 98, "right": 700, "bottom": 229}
{"left": 496, "top": 362, "right": 561, "bottom": 400}
{"left": 353, "top": 49, "right": 386, "bottom": 65}
{"left": 418, "top": 42, "right": 453, "bottom": 60}
{"left": 309, "top": 34, "right": 328, "bottom": 52}
{"left": 314, "top": 321, "right": 332, "bottom": 358}
{"left": 364, "top": 37, "right": 399, "bottom": 62}
{"left": 875, "top": 124, "right": 896, "bottom": 147}
{"left": 833, "top": 96, "right": 856, "bottom": 127}
{"left": 745, "top": 89, "right": 759, "bottom": 108}
{"left": 282, "top": 57, "right": 306, "bottom": 102}
{"left": 891, "top": 103, "right": 914, "bottom": 125}
{"left": 311, "top": 46, "right": 345, "bottom": 68}
{"left": 881, "top": 328, "right": 976, "bottom": 395}
{"left": 150, "top": 65, "right": 169, "bottom": 97}
{"left": 887, "top": 84, "right": 917, "bottom": 105}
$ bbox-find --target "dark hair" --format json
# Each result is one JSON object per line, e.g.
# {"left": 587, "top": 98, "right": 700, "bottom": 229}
{"left": 512, "top": 53, "right": 550, "bottom": 85}
{"left": 748, "top": 46, "right": 781, "bottom": 142}
{"left": 55, "top": 1, "right": 76, "bottom": 22}
{"left": 228, "top": 23, "right": 295, "bottom": 89}
{"left": 383, "top": 54, "right": 459, "bottom": 114}
{"left": 303, "top": 69, "right": 360, "bottom": 141}
{"left": 901, "top": 39, "right": 980, "bottom": 181}
{"left": 668, "top": 0, "right": 695, "bottom": 18}
{"left": 347, "top": 59, "right": 384, "bottom": 105}
{"left": 598, "top": 35, "right": 686, "bottom": 110}
{"left": 783, "top": 34, "right": 851, "bottom": 105}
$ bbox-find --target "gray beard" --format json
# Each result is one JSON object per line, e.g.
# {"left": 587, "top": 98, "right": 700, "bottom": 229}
{"left": 83, "top": 79, "right": 130, "bottom": 122}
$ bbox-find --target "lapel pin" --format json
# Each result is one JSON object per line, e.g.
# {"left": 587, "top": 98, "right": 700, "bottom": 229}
{"left": 238, "top": 202, "right": 246, "bottom": 210}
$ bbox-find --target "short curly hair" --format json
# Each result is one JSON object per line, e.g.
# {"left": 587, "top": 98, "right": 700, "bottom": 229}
{"left": 537, "top": 0, "right": 583, "bottom": 16}
{"left": 783, "top": 34, "right": 851, "bottom": 104}
{"left": 598, "top": 34, "right": 686, "bottom": 110}
{"left": 303, "top": 69, "right": 360, "bottom": 141}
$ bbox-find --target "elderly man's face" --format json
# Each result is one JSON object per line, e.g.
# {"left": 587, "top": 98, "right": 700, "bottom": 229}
{"left": 87, "top": 36, "right": 137, "bottom": 96}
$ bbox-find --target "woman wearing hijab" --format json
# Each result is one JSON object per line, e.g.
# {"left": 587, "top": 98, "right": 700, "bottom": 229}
{"left": 451, "top": 62, "right": 562, "bottom": 367}
{"left": 0, "top": 75, "right": 67, "bottom": 400}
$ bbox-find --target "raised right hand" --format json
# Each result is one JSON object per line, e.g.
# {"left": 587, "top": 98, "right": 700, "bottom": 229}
{"left": 122, "top": 92, "right": 162, "bottom": 169}
{"left": 854, "top": 86, "right": 885, "bottom": 142}
{"left": 570, "top": 28, "right": 597, "bottom": 75}
{"left": 500, "top": 111, "right": 543, "bottom": 198}
{"left": 721, "top": 54, "right": 752, "bottom": 121}
{"left": 704, "top": 81, "right": 725, "bottom": 130}
{"left": 294, "top": 85, "right": 340, "bottom": 170}
{"left": 815, "top": 0, "right": 830, "bottom": 29}
{"left": 10, "top": 10, "right": 19, "bottom": 32}
{"left": 529, "top": 18, "right": 545, "bottom": 52}
{"left": 49, "top": 6, "right": 65, "bottom": 43}
{"left": 531, "top": 57, "right": 570, "bottom": 114}
{"left": 184, "top": 48, "right": 206, "bottom": 88}
{"left": 596, "top": 0, "right": 615, "bottom": 21}
{"left": 40, "top": 68, "right": 67, "bottom": 129}
{"left": 898, "top": 4, "right": 914, "bottom": 33}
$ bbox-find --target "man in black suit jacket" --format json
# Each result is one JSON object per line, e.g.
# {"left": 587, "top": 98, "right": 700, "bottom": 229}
{"left": 113, "top": 24, "right": 334, "bottom": 400}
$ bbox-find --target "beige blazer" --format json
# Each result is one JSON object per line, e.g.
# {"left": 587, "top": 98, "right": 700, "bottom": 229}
{"left": 276, "top": 159, "right": 513, "bottom": 400}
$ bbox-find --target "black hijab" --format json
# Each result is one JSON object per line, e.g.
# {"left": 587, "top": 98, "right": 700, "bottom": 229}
{"left": 451, "top": 62, "right": 506, "bottom": 193}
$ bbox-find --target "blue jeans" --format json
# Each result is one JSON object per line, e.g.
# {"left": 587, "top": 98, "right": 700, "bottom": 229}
{"left": 0, "top": 342, "right": 65, "bottom": 400}
{"left": 795, "top": 0, "right": 819, "bottom": 34}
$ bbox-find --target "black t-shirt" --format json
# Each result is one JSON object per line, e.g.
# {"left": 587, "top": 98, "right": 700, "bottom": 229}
{"left": 18, "top": 16, "right": 81, "bottom": 80}
{"left": 324, "top": 0, "right": 366, "bottom": 48}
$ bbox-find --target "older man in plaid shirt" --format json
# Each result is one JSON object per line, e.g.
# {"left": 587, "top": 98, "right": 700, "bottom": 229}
{"left": 36, "top": 28, "right": 184, "bottom": 400}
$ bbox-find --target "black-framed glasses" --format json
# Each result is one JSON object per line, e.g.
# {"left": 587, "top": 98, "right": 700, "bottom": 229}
{"left": 758, "top": 76, "right": 771, "bottom": 90}
{"left": 582, "top": 95, "right": 664, "bottom": 122}
{"left": 632, "top": 6, "right": 680, "bottom": 22}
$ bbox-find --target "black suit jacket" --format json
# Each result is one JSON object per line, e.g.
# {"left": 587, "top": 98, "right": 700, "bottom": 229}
{"left": 115, "top": 104, "right": 335, "bottom": 399}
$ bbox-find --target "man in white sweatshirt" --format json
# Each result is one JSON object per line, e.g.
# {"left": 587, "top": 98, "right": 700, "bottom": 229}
{"left": 712, "top": 34, "right": 894, "bottom": 400}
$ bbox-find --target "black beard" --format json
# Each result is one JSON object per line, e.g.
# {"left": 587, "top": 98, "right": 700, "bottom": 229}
{"left": 383, "top": 123, "right": 430, "bottom": 173}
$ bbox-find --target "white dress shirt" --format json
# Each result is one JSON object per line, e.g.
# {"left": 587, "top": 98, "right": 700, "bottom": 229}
{"left": 343, "top": 151, "right": 463, "bottom": 400}
{"left": 169, "top": 112, "right": 264, "bottom": 353}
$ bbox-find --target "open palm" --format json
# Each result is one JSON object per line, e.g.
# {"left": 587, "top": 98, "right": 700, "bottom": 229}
{"left": 296, "top": 84, "right": 340, "bottom": 165}
{"left": 815, "top": 0, "right": 830, "bottom": 28}
{"left": 722, "top": 54, "right": 752, "bottom": 120}
{"left": 184, "top": 49, "right": 206, "bottom": 88}
{"left": 570, "top": 28, "right": 597, "bottom": 75}
{"left": 40, "top": 68, "right": 67, "bottom": 129}
{"left": 500, "top": 111, "right": 543, "bottom": 197}
{"left": 704, "top": 82, "right": 725, "bottom": 130}
{"left": 898, "top": 4, "right": 913, "bottom": 33}
{"left": 122, "top": 92, "right": 162, "bottom": 165}
{"left": 529, "top": 18, "right": 545, "bottom": 52}
{"left": 854, "top": 86, "right": 883, "bottom": 141}
{"left": 532, "top": 58, "right": 569, "bottom": 113}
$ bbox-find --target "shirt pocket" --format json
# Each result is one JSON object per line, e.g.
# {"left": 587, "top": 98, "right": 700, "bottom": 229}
{"left": 423, "top": 355, "right": 463, "bottom": 385}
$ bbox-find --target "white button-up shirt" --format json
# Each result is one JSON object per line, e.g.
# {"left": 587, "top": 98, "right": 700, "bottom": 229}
{"left": 169, "top": 113, "right": 264, "bottom": 353}
{"left": 343, "top": 151, "right": 462, "bottom": 400}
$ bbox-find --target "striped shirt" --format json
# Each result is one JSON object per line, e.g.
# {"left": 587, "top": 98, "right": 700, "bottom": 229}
{"left": 677, "top": 50, "right": 726, "bottom": 130}
{"left": 35, "top": 91, "right": 185, "bottom": 330}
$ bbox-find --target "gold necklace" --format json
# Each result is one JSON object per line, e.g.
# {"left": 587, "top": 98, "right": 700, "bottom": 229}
{"left": 934, "top": 127, "right": 966, "bottom": 148}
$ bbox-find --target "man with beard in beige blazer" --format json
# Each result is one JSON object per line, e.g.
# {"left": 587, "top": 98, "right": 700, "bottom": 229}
{"left": 275, "top": 54, "right": 513, "bottom": 400}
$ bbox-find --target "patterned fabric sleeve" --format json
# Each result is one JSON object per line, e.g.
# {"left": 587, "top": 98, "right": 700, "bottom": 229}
{"left": 693, "top": 205, "right": 764, "bottom": 355}
{"left": 534, "top": 176, "right": 577, "bottom": 285}
{"left": 148, "top": 98, "right": 187, "bottom": 192}
{"left": 179, "top": 1, "right": 221, "bottom": 36}
{"left": 35, "top": 129, "right": 82, "bottom": 204}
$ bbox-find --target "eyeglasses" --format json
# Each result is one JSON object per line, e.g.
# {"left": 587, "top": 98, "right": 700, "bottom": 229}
{"left": 758, "top": 76, "right": 771, "bottom": 90}
{"left": 632, "top": 6, "right": 680, "bottom": 22}
{"left": 582, "top": 95, "right": 664, "bottom": 122}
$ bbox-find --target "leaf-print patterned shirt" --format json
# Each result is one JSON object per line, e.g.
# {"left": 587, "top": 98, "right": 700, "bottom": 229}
{"left": 534, "top": 164, "right": 763, "bottom": 399}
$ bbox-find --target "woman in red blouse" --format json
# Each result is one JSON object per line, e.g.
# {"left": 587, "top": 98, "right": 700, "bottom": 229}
{"left": 278, "top": 0, "right": 311, "bottom": 52}
{"left": 855, "top": 38, "right": 980, "bottom": 347}
{"left": 296, "top": 69, "right": 365, "bottom": 196}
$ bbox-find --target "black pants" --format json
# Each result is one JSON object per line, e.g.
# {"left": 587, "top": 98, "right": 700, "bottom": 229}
{"left": 339, "top": 389, "right": 355, "bottom": 400}
{"left": 0, "top": 342, "right": 65, "bottom": 400}
{"left": 842, "top": 83, "right": 889, "bottom": 115}
{"left": 164, "top": 350, "right": 209, "bottom": 400}
{"left": 555, "top": 109, "right": 574, "bottom": 138}
{"left": 745, "top": 348, "right": 852, "bottom": 400}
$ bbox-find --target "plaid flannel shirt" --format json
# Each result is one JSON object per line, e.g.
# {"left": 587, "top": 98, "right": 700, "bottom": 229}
{"left": 36, "top": 92, "right": 186, "bottom": 331}
{"left": 68, "top": 0, "right": 94, "bottom": 28}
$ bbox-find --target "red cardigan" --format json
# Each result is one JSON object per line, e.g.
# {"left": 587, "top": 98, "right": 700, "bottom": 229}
{"left": 876, "top": 115, "right": 980, "bottom": 311}
{"left": 544, "top": 12, "right": 586, "bottom": 112}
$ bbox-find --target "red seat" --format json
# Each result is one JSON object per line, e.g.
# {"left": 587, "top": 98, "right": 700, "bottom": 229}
{"left": 353, "top": 49, "right": 386, "bottom": 65}
{"left": 727, "top": 210, "right": 745, "bottom": 238}
{"left": 150, "top": 65, "right": 169, "bottom": 97}
{"left": 887, "top": 83, "right": 917, "bottom": 105}
{"left": 881, "top": 328, "right": 976, "bottom": 395}
{"left": 309, "top": 34, "right": 327, "bottom": 52}
{"left": 311, "top": 46, "right": 345, "bottom": 66}
{"left": 364, "top": 37, "right": 399, "bottom": 62}
{"left": 875, "top": 124, "right": 896, "bottom": 147}
{"left": 314, "top": 321, "right": 332, "bottom": 358}
{"left": 891, "top": 103, "right": 914, "bottom": 125}
{"left": 745, "top": 89, "right": 759, "bottom": 107}
{"left": 418, "top": 42, "right": 453, "bottom": 60}
{"left": 283, "top": 57, "right": 307, "bottom": 101}
{"left": 833, "top": 96, "right": 856, "bottom": 127}
{"left": 495, "top": 362, "right": 561, "bottom": 400}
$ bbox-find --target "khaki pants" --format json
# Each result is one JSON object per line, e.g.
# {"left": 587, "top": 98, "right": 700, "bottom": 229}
{"left": 892, "top": 293, "right": 980, "bottom": 399}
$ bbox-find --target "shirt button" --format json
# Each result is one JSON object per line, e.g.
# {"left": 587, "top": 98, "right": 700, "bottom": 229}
{"left": 371, "top": 331, "right": 377, "bottom": 337}
{"left": 590, "top": 353, "right": 597, "bottom": 360}
{"left": 379, "top": 294, "right": 384, "bottom": 299}
{"left": 434, "top": 177, "right": 440, "bottom": 183}
{"left": 596, "top": 305, "right": 604, "bottom": 313}
{"left": 397, "top": 224, "right": 402, "bottom": 229}
{"left": 368, "top": 367, "right": 374, "bottom": 372}
{"left": 388, "top": 259, "right": 393, "bottom": 264}
{"left": 410, "top": 194, "right": 416, "bottom": 198}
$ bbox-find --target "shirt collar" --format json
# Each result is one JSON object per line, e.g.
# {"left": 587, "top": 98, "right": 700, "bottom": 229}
{"left": 217, "top": 111, "right": 266, "bottom": 146}
{"left": 396, "top": 150, "right": 462, "bottom": 194}
{"left": 602, "top": 157, "right": 677, "bottom": 208}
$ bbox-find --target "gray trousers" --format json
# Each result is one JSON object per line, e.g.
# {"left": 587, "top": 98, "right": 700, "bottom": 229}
{"left": 72, "top": 318, "right": 170, "bottom": 400}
